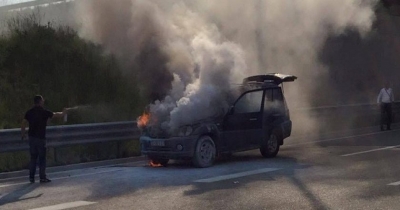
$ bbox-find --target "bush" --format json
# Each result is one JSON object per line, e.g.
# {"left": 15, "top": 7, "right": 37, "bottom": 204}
{"left": 0, "top": 14, "right": 144, "bottom": 129}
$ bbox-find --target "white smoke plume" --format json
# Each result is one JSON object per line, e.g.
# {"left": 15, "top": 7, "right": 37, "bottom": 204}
{"left": 147, "top": 16, "right": 246, "bottom": 130}
{"left": 74, "top": 0, "right": 378, "bottom": 131}
{"left": 193, "top": 0, "right": 378, "bottom": 107}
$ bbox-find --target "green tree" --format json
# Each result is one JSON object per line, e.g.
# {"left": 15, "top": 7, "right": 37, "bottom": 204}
{"left": 0, "top": 14, "right": 144, "bottom": 129}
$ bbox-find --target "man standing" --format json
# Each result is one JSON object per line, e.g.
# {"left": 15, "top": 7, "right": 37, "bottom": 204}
{"left": 21, "top": 95, "right": 66, "bottom": 183}
{"left": 377, "top": 82, "right": 395, "bottom": 131}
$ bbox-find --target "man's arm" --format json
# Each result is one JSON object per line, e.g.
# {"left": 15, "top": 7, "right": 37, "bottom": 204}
{"left": 21, "top": 119, "right": 28, "bottom": 140}
{"left": 52, "top": 112, "right": 64, "bottom": 119}
{"left": 51, "top": 108, "right": 67, "bottom": 119}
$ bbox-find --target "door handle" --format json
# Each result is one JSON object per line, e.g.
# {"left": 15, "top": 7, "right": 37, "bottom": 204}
{"left": 249, "top": 118, "right": 258, "bottom": 121}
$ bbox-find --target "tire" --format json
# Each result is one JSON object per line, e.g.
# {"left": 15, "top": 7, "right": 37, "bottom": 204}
{"left": 192, "top": 136, "right": 216, "bottom": 168}
{"left": 149, "top": 158, "right": 169, "bottom": 167}
{"left": 260, "top": 130, "right": 280, "bottom": 158}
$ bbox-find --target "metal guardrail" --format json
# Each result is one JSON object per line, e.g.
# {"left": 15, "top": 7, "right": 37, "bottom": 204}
{"left": 292, "top": 101, "right": 400, "bottom": 118}
{"left": 291, "top": 102, "right": 400, "bottom": 132}
{"left": 294, "top": 101, "right": 400, "bottom": 111}
{"left": 0, "top": 102, "right": 399, "bottom": 153}
{"left": 0, "top": 121, "right": 140, "bottom": 153}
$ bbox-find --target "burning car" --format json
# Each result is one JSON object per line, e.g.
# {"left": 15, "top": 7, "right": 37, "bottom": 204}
{"left": 139, "top": 73, "right": 297, "bottom": 167}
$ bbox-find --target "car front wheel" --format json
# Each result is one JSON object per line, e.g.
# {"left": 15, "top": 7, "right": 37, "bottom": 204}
{"left": 192, "top": 136, "right": 216, "bottom": 168}
{"left": 260, "top": 130, "right": 280, "bottom": 158}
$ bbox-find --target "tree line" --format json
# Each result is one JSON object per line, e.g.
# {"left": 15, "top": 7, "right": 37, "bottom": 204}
{"left": 0, "top": 15, "right": 144, "bottom": 129}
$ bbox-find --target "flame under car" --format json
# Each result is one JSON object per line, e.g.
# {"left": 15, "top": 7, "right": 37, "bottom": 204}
{"left": 140, "top": 73, "right": 297, "bottom": 168}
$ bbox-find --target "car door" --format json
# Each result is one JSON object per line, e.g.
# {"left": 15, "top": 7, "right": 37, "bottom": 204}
{"left": 222, "top": 90, "right": 264, "bottom": 151}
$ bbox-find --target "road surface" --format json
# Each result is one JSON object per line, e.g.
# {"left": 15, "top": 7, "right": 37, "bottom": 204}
{"left": 1, "top": 125, "right": 400, "bottom": 210}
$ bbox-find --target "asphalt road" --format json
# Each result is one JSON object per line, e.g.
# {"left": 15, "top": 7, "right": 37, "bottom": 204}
{"left": 1, "top": 125, "right": 400, "bottom": 210}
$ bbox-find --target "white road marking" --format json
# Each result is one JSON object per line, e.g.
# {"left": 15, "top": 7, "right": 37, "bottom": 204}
{"left": 29, "top": 201, "right": 96, "bottom": 210}
{"left": 0, "top": 168, "right": 123, "bottom": 189}
{"left": 287, "top": 129, "right": 400, "bottom": 147}
{"left": 388, "top": 181, "right": 400, "bottom": 186}
{"left": 341, "top": 145, "right": 400, "bottom": 157}
{"left": 194, "top": 168, "right": 280, "bottom": 183}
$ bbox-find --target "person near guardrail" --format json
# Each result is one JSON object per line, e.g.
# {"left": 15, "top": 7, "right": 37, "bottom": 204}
{"left": 21, "top": 95, "right": 67, "bottom": 184}
{"left": 377, "top": 83, "right": 395, "bottom": 131}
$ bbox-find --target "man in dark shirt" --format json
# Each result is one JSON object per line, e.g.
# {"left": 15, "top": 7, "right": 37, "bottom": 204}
{"left": 21, "top": 95, "right": 66, "bottom": 183}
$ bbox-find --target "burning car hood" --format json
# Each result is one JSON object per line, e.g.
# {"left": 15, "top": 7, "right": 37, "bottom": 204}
{"left": 143, "top": 113, "right": 224, "bottom": 139}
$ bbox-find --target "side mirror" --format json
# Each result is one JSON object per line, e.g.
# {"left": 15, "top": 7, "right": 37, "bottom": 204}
{"left": 228, "top": 106, "right": 235, "bottom": 115}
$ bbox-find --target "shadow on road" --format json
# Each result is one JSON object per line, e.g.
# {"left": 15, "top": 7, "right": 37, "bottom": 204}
{"left": 182, "top": 154, "right": 327, "bottom": 210}
{"left": 0, "top": 183, "right": 42, "bottom": 206}
{"left": 289, "top": 176, "right": 326, "bottom": 210}
{"left": 82, "top": 124, "right": 400, "bottom": 208}
{"left": 85, "top": 153, "right": 312, "bottom": 199}
{"left": 88, "top": 151, "right": 329, "bottom": 209}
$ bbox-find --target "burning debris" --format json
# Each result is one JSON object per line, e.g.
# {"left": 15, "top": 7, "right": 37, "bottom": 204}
{"left": 148, "top": 159, "right": 169, "bottom": 167}
{"left": 149, "top": 160, "right": 163, "bottom": 167}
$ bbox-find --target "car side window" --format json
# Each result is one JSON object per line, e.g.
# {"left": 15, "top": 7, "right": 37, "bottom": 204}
{"left": 235, "top": 91, "right": 263, "bottom": 113}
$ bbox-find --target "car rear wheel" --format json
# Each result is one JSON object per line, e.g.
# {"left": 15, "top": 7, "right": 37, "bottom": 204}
{"left": 260, "top": 130, "right": 280, "bottom": 158}
{"left": 192, "top": 136, "right": 216, "bottom": 168}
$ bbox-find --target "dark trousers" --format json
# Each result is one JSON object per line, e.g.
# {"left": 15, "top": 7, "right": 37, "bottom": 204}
{"left": 29, "top": 137, "right": 47, "bottom": 179}
{"left": 381, "top": 103, "right": 393, "bottom": 129}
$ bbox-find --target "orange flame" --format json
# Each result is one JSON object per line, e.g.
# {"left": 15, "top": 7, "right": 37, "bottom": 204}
{"left": 138, "top": 113, "right": 150, "bottom": 128}
{"left": 149, "top": 160, "right": 163, "bottom": 167}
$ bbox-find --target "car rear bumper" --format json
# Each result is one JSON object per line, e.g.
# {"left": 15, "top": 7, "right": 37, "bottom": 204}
{"left": 140, "top": 135, "right": 198, "bottom": 159}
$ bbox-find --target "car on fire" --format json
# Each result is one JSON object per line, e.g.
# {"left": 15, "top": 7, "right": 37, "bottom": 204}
{"left": 140, "top": 73, "right": 297, "bottom": 167}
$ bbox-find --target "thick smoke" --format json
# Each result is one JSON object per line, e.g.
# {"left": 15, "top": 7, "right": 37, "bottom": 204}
{"left": 73, "top": 0, "right": 378, "bottom": 131}
{"left": 75, "top": 0, "right": 247, "bottom": 130}
{"left": 158, "top": 38, "right": 245, "bottom": 130}
{"left": 191, "top": 0, "right": 378, "bottom": 107}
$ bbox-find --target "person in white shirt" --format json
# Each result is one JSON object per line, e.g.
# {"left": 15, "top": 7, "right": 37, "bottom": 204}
{"left": 377, "top": 82, "right": 395, "bottom": 131}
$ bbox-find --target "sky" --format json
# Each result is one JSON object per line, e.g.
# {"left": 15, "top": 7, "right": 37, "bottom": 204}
{"left": 0, "top": 0, "right": 38, "bottom": 7}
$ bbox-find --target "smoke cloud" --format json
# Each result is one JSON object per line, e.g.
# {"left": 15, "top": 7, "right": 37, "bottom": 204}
{"left": 73, "top": 0, "right": 378, "bottom": 131}
{"left": 193, "top": 0, "right": 378, "bottom": 107}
